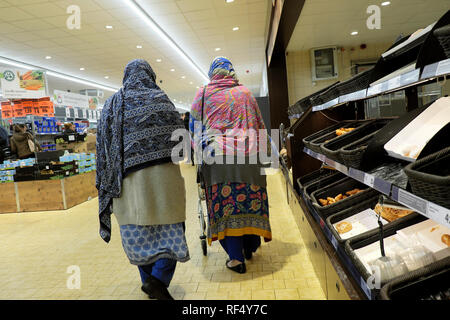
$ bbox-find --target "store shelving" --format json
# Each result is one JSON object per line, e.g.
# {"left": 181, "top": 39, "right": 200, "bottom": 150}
{"left": 303, "top": 147, "right": 450, "bottom": 230}
{"left": 312, "top": 58, "right": 450, "bottom": 112}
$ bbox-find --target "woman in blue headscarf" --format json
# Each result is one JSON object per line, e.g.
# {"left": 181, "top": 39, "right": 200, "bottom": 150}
{"left": 96, "top": 59, "right": 189, "bottom": 300}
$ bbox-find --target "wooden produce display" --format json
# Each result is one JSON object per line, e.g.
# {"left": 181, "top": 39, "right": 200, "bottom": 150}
{"left": 0, "top": 171, "right": 97, "bottom": 214}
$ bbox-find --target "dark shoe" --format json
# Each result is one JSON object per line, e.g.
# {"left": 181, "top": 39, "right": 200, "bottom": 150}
{"left": 141, "top": 285, "right": 155, "bottom": 299}
{"left": 226, "top": 259, "right": 246, "bottom": 274}
{"left": 142, "top": 275, "right": 174, "bottom": 300}
{"left": 243, "top": 248, "right": 253, "bottom": 260}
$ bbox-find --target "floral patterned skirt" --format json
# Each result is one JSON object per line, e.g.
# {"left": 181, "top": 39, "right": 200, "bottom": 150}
{"left": 205, "top": 182, "right": 272, "bottom": 245}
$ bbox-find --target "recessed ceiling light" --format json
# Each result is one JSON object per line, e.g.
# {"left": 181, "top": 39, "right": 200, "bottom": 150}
{"left": 45, "top": 56, "right": 52, "bottom": 60}
{"left": 232, "top": 27, "right": 239, "bottom": 31}
{"left": 226, "top": 0, "right": 234, "bottom": 3}
{"left": 105, "top": 25, "right": 113, "bottom": 29}
{"left": 80, "top": 67, "right": 85, "bottom": 71}
{"left": 170, "top": 68, "right": 175, "bottom": 72}
{"left": 351, "top": 31, "right": 358, "bottom": 36}
{"left": 381, "top": 1, "right": 391, "bottom": 6}
{"left": 104, "top": 76, "right": 109, "bottom": 79}
{"left": 189, "top": 82, "right": 193, "bottom": 84}
{"left": 136, "top": 45, "right": 142, "bottom": 49}
{"left": 215, "top": 48, "right": 221, "bottom": 51}
{"left": 181, "top": 76, "right": 186, "bottom": 79}
{"left": 156, "top": 58, "right": 162, "bottom": 62}
{"left": 196, "top": 86, "right": 200, "bottom": 89}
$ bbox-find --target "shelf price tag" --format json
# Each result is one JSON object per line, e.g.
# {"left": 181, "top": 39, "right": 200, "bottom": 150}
{"left": 436, "top": 58, "right": 450, "bottom": 77}
{"left": 397, "top": 188, "right": 428, "bottom": 216}
{"left": 427, "top": 202, "right": 450, "bottom": 228}
{"left": 364, "top": 173, "right": 375, "bottom": 188}
{"left": 65, "top": 107, "right": 71, "bottom": 118}
{"left": 331, "top": 236, "right": 338, "bottom": 250}
{"left": 82, "top": 109, "right": 87, "bottom": 119}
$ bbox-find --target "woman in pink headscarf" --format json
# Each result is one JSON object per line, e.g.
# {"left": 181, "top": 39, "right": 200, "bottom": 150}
{"left": 190, "top": 57, "right": 272, "bottom": 274}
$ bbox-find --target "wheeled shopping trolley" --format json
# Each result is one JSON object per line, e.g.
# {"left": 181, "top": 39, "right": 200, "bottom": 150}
{"left": 197, "top": 181, "right": 208, "bottom": 256}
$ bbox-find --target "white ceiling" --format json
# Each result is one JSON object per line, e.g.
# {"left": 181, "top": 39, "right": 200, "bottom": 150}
{"left": 287, "top": 0, "right": 450, "bottom": 51}
{"left": 0, "top": 0, "right": 271, "bottom": 109}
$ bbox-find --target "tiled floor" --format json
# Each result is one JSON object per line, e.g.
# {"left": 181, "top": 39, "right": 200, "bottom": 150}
{"left": 0, "top": 164, "right": 326, "bottom": 300}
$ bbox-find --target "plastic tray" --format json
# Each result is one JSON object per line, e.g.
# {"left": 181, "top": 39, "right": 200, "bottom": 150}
{"left": 404, "top": 146, "right": 450, "bottom": 209}
{"left": 380, "top": 256, "right": 450, "bottom": 300}
{"left": 321, "top": 119, "right": 392, "bottom": 163}
{"left": 344, "top": 214, "right": 428, "bottom": 294}
{"left": 310, "top": 177, "right": 379, "bottom": 219}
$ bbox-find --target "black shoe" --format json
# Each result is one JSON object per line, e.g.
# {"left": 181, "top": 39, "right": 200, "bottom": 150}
{"left": 141, "top": 285, "right": 155, "bottom": 299}
{"left": 142, "top": 276, "right": 174, "bottom": 300}
{"left": 243, "top": 248, "right": 253, "bottom": 260}
{"left": 226, "top": 259, "right": 246, "bottom": 274}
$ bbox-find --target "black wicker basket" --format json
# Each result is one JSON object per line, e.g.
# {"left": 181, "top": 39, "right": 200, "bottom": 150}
{"left": 302, "top": 172, "right": 347, "bottom": 202}
{"left": 302, "top": 121, "right": 356, "bottom": 153}
{"left": 434, "top": 24, "right": 450, "bottom": 59}
{"left": 327, "top": 196, "right": 421, "bottom": 247}
{"left": 337, "top": 68, "right": 374, "bottom": 96}
{"left": 404, "top": 146, "right": 450, "bottom": 209}
{"left": 297, "top": 168, "right": 336, "bottom": 191}
{"left": 306, "top": 120, "right": 370, "bottom": 154}
{"left": 311, "top": 177, "right": 379, "bottom": 219}
{"left": 344, "top": 214, "right": 428, "bottom": 294}
{"left": 321, "top": 119, "right": 392, "bottom": 163}
{"left": 340, "top": 131, "right": 381, "bottom": 169}
{"left": 380, "top": 256, "right": 450, "bottom": 300}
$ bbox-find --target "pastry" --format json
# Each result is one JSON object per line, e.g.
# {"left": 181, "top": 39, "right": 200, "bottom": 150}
{"left": 346, "top": 189, "right": 361, "bottom": 196}
{"left": 319, "top": 199, "right": 328, "bottom": 206}
{"left": 373, "top": 204, "right": 413, "bottom": 222}
{"left": 336, "top": 221, "right": 353, "bottom": 234}
{"left": 336, "top": 128, "right": 355, "bottom": 136}
{"left": 442, "top": 234, "right": 450, "bottom": 247}
{"left": 335, "top": 194, "right": 343, "bottom": 201}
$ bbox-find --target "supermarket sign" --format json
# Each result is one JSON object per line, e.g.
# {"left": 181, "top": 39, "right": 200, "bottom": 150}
{"left": 53, "top": 89, "right": 89, "bottom": 109}
{"left": 0, "top": 68, "right": 47, "bottom": 99}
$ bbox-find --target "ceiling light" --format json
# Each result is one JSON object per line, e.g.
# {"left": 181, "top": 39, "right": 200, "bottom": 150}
{"left": 45, "top": 56, "right": 52, "bottom": 60}
{"left": 124, "top": 0, "right": 209, "bottom": 83}
{"left": 105, "top": 25, "right": 113, "bottom": 29}
{"left": 189, "top": 82, "right": 193, "bottom": 84}
{"left": 170, "top": 68, "right": 175, "bottom": 72}
{"left": 104, "top": 76, "right": 109, "bottom": 79}
{"left": 215, "top": 48, "right": 221, "bottom": 51}
{"left": 226, "top": 0, "right": 234, "bottom": 3}
{"left": 232, "top": 27, "right": 239, "bottom": 31}
{"left": 181, "top": 76, "right": 186, "bottom": 79}
{"left": 196, "top": 86, "right": 200, "bottom": 89}
{"left": 136, "top": 45, "right": 143, "bottom": 49}
{"left": 0, "top": 56, "right": 118, "bottom": 93}
{"left": 381, "top": 1, "right": 391, "bottom": 6}
{"left": 156, "top": 58, "right": 162, "bottom": 62}
{"left": 80, "top": 67, "right": 85, "bottom": 70}
{"left": 351, "top": 31, "right": 358, "bottom": 36}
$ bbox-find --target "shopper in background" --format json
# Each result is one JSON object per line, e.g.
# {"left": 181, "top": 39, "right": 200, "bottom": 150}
{"left": 63, "top": 123, "right": 76, "bottom": 134}
{"left": 96, "top": 59, "right": 189, "bottom": 300}
{"left": 190, "top": 57, "right": 272, "bottom": 274}
{"left": 10, "top": 124, "right": 41, "bottom": 159}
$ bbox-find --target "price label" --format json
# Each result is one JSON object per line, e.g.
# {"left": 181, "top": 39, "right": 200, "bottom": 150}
{"left": 360, "top": 277, "right": 372, "bottom": 299}
{"left": 318, "top": 154, "right": 326, "bottom": 162}
{"left": 331, "top": 236, "right": 338, "bottom": 250}
{"left": 68, "top": 135, "right": 75, "bottom": 142}
{"left": 400, "top": 69, "right": 420, "bottom": 87}
{"left": 364, "top": 174, "right": 375, "bottom": 188}
{"left": 397, "top": 188, "right": 427, "bottom": 215}
{"left": 428, "top": 202, "right": 450, "bottom": 228}
{"left": 65, "top": 107, "right": 71, "bottom": 118}
{"left": 82, "top": 109, "right": 87, "bottom": 119}
{"left": 436, "top": 58, "right": 450, "bottom": 77}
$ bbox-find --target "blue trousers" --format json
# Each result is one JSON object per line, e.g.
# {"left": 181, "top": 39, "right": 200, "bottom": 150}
{"left": 138, "top": 258, "right": 177, "bottom": 287}
{"left": 219, "top": 235, "right": 261, "bottom": 263}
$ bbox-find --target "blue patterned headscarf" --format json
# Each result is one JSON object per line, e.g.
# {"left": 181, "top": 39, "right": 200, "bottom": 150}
{"left": 96, "top": 59, "right": 183, "bottom": 243}
{"left": 208, "top": 56, "right": 237, "bottom": 80}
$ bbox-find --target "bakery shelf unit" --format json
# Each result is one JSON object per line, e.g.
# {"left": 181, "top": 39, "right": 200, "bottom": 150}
{"left": 283, "top": 10, "right": 450, "bottom": 300}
